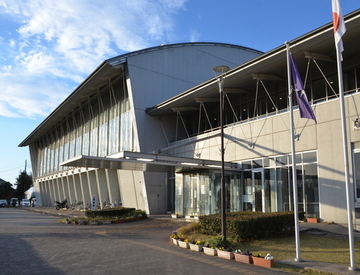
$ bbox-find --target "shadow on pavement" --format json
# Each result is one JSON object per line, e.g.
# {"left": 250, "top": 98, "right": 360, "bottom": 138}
{"left": 0, "top": 234, "right": 64, "bottom": 275}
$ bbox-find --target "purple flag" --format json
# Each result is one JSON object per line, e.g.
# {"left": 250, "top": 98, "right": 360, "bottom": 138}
{"left": 289, "top": 53, "right": 317, "bottom": 123}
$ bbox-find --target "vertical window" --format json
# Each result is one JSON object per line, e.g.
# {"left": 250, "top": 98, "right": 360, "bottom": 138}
{"left": 276, "top": 168, "right": 289, "bottom": 211}
{"left": 327, "top": 75, "right": 339, "bottom": 99}
{"left": 312, "top": 78, "right": 326, "bottom": 102}
{"left": 343, "top": 68, "right": 356, "bottom": 93}
{"left": 276, "top": 89, "right": 287, "bottom": 112}
{"left": 353, "top": 149, "right": 360, "bottom": 200}
{"left": 303, "top": 163, "right": 319, "bottom": 216}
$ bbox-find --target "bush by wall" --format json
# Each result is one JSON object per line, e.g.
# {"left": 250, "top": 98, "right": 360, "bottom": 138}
{"left": 199, "top": 211, "right": 302, "bottom": 242}
{"left": 85, "top": 207, "right": 136, "bottom": 218}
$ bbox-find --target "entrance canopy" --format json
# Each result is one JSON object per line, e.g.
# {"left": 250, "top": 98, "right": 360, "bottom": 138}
{"left": 60, "top": 151, "right": 240, "bottom": 173}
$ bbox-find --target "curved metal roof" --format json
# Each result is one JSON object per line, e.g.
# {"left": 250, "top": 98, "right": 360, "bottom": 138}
{"left": 146, "top": 9, "right": 360, "bottom": 116}
{"left": 19, "top": 42, "right": 262, "bottom": 147}
{"left": 105, "top": 42, "right": 263, "bottom": 67}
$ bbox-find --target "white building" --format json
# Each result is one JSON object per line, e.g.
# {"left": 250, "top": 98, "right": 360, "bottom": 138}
{"left": 19, "top": 42, "right": 262, "bottom": 214}
{"left": 20, "top": 9, "right": 360, "bottom": 228}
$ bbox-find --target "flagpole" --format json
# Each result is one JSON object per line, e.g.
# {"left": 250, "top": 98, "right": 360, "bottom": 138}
{"left": 285, "top": 41, "right": 302, "bottom": 262}
{"left": 335, "top": 41, "right": 357, "bottom": 272}
{"left": 332, "top": 0, "right": 356, "bottom": 270}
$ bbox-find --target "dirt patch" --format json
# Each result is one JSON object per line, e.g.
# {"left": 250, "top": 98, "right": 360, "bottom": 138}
{"left": 303, "top": 228, "right": 360, "bottom": 241}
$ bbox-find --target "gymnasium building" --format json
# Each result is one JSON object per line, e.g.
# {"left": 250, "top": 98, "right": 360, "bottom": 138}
{"left": 20, "top": 9, "right": 360, "bottom": 228}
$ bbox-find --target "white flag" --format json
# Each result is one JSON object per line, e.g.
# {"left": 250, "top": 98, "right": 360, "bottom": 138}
{"left": 332, "top": 0, "right": 346, "bottom": 59}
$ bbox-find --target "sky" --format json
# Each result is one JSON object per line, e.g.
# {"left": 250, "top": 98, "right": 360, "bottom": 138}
{"left": 0, "top": 0, "right": 359, "bottom": 183}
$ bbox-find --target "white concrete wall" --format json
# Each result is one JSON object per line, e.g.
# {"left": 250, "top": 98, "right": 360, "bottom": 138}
{"left": 167, "top": 93, "right": 360, "bottom": 225}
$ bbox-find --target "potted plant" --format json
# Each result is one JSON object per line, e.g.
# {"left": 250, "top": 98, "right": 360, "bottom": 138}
{"left": 216, "top": 246, "right": 234, "bottom": 260}
{"left": 115, "top": 217, "right": 125, "bottom": 223}
{"left": 189, "top": 240, "right": 204, "bottom": 252}
{"left": 170, "top": 232, "right": 179, "bottom": 245}
{"left": 203, "top": 246, "right": 217, "bottom": 256}
{"left": 306, "top": 217, "right": 319, "bottom": 223}
{"left": 252, "top": 253, "right": 274, "bottom": 268}
{"left": 78, "top": 220, "right": 87, "bottom": 225}
{"left": 305, "top": 214, "right": 319, "bottom": 223}
{"left": 134, "top": 214, "right": 143, "bottom": 221}
{"left": 178, "top": 238, "right": 190, "bottom": 249}
{"left": 234, "top": 250, "right": 253, "bottom": 264}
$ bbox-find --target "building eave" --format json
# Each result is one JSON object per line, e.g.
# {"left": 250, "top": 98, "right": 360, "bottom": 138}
{"left": 146, "top": 9, "right": 360, "bottom": 116}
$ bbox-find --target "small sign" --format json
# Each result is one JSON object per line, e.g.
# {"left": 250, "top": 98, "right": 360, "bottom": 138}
{"left": 91, "top": 195, "right": 97, "bottom": 210}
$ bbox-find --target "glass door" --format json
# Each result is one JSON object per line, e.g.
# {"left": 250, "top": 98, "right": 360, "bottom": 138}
{"left": 243, "top": 169, "right": 264, "bottom": 212}
{"left": 242, "top": 171, "right": 252, "bottom": 211}
{"left": 252, "top": 169, "right": 264, "bottom": 212}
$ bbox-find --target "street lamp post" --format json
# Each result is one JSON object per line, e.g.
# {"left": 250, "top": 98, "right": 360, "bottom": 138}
{"left": 213, "top": 65, "right": 230, "bottom": 241}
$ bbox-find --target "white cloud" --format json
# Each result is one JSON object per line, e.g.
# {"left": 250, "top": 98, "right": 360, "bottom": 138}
{"left": 9, "top": 39, "right": 15, "bottom": 47}
{"left": 190, "top": 29, "right": 200, "bottom": 42}
{"left": 0, "top": 0, "right": 187, "bottom": 119}
{"left": 0, "top": 72, "right": 70, "bottom": 118}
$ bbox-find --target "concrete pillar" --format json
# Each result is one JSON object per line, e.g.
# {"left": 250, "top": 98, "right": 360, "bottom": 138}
{"left": 51, "top": 179, "right": 58, "bottom": 205}
{"left": 61, "top": 176, "right": 70, "bottom": 202}
{"left": 87, "top": 170, "right": 99, "bottom": 209}
{"left": 95, "top": 169, "right": 109, "bottom": 209}
{"left": 116, "top": 171, "right": 123, "bottom": 206}
{"left": 80, "top": 172, "right": 91, "bottom": 208}
{"left": 54, "top": 178, "right": 63, "bottom": 201}
{"left": 42, "top": 180, "right": 50, "bottom": 206}
{"left": 39, "top": 181, "right": 46, "bottom": 206}
{"left": 52, "top": 179, "right": 58, "bottom": 203}
{"left": 67, "top": 174, "right": 76, "bottom": 204}
{"left": 105, "top": 169, "right": 121, "bottom": 207}
{"left": 72, "top": 174, "right": 82, "bottom": 203}
{"left": 59, "top": 177, "right": 66, "bottom": 201}
{"left": 117, "top": 170, "right": 138, "bottom": 209}
{"left": 47, "top": 180, "right": 54, "bottom": 205}
{"left": 46, "top": 181, "right": 52, "bottom": 206}
{"left": 33, "top": 181, "right": 43, "bottom": 206}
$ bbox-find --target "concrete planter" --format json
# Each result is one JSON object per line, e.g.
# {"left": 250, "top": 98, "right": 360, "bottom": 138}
{"left": 203, "top": 247, "right": 217, "bottom": 256}
{"left": 252, "top": 257, "right": 274, "bottom": 268}
{"left": 234, "top": 254, "right": 253, "bottom": 264}
{"left": 178, "top": 241, "right": 190, "bottom": 249}
{"left": 216, "top": 250, "right": 234, "bottom": 260}
{"left": 189, "top": 243, "right": 203, "bottom": 252}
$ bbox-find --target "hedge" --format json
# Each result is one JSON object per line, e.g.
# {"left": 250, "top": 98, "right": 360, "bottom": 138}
{"left": 199, "top": 211, "right": 303, "bottom": 242}
{"left": 85, "top": 207, "right": 136, "bottom": 218}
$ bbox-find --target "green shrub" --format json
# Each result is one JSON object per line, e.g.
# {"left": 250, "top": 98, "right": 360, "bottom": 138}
{"left": 133, "top": 209, "right": 147, "bottom": 219}
{"left": 199, "top": 211, "right": 297, "bottom": 242}
{"left": 85, "top": 207, "right": 136, "bottom": 218}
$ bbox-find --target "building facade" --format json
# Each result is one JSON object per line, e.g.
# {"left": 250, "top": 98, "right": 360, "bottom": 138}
{"left": 19, "top": 42, "right": 262, "bottom": 214}
{"left": 20, "top": 10, "right": 360, "bottom": 228}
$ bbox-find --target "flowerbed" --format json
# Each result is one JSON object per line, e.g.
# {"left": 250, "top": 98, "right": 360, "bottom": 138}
{"left": 170, "top": 231, "right": 274, "bottom": 267}
{"left": 58, "top": 209, "right": 146, "bottom": 225}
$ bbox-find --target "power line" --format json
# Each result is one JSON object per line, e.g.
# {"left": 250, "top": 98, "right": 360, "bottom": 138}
{"left": 0, "top": 163, "right": 31, "bottom": 173}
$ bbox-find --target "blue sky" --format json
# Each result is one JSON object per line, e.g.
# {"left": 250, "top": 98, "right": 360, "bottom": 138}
{"left": 0, "top": 0, "right": 359, "bottom": 183}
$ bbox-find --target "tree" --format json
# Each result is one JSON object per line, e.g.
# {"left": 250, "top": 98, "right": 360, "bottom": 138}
{"left": 14, "top": 170, "right": 33, "bottom": 200}
{"left": 0, "top": 180, "right": 14, "bottom": 199}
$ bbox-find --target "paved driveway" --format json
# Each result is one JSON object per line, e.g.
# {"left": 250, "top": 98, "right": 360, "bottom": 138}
{"left": 0, "top": 208, "right": 292, "bottom": 275}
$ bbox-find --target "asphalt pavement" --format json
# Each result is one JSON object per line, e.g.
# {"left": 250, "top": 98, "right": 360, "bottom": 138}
{"left": 0, "top": 207, "right": 292, "bottom": 275}
{"left": 1, "top": 207, "right": 360, "bottom": 275}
